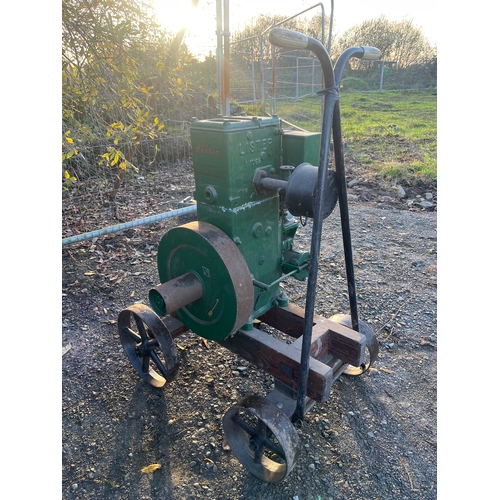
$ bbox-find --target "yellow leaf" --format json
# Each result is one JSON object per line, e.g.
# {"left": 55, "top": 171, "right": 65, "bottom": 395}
{"left": 65, "top": 170, "right": 70, "bottom": 179}
{"left": 158, "top": 124, "right": 164, "bottom": 131}
{"left": 114, "top": 138, "right": 119, "bottom": 145}
{"left": 119, "top": 161, "right": 127, "bottom": 170}
{"left": 154, "top": 117, "right": 159, "bottom": 125}
{"left": 141, "top": 464, "right": 161, "bottom": 474}
{"left": 66, "top": 137, "right": 74, "bottom": 144}
{"left": 141, "top": 87, "right": 147, "bottom": 93}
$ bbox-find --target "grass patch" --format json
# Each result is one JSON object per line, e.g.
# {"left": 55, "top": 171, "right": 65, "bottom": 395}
{"left": 408, "top": 154, "right": 437, "bottom": 179}
{"left": 373, "top": 161, "right": 410, "bottom": 180}
{"left": 252, "top": 90, "right": 437, "bottom": 184}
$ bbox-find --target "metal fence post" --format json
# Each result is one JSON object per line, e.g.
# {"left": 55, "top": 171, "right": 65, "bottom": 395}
{"left": 379, "top": 61, "right": 385, "bottom": 91}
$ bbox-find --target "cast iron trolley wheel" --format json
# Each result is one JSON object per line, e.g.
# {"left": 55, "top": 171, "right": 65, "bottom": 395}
{"left": 222, "top": 395, "right": 301, "bottom": 483}
{"left": 330, "top": 314, "right": 379, "bottom": 376}
{"left": 118, "top": 304, "right": 179, "bottom": 388}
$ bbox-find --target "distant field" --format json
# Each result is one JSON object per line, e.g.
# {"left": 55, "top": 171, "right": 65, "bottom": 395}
{"left": 249, "top": 90, "right": 437, "bottom": 183}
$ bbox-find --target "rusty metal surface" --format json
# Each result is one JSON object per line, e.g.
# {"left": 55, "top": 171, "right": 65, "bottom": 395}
{"left": 195, "top": 221, "right": 255, "bottom": 334}
{"left": 118, "top": 304, "right": 179, "bottom": 388}
{"left": 149, "top": 272, "right": 203, "bottom": 317}
{"left": 222, "top": 395, "right": 301, "bottom": 482}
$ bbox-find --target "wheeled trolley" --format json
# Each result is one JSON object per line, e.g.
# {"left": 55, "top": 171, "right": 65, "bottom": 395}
{"left": 117, "top": 27, "right": 381, "bottom": 482}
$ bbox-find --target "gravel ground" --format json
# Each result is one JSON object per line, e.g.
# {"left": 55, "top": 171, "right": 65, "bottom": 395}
{"left": 61, "top": 170, "right": 438, "bottom": 499}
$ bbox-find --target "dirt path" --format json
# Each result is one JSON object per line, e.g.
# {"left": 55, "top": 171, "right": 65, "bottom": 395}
{"left": 62, "top": 180, "right": 437, "bottom": 500}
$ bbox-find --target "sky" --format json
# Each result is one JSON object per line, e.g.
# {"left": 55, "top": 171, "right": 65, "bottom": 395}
{"left": 153, "top": 0, "right": 438, "bottom": 59}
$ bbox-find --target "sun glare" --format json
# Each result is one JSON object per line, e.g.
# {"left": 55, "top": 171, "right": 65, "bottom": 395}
{"left": 152, "top": 0, "right": 217, "bottom": 58}
{"left": 154, "top": 0, "right": 199, "bottom": 34}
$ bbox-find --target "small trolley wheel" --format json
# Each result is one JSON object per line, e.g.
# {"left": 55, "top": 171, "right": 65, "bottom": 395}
{"left": 330, "top": 314, "right": 379, "bottom": 376}
{"left": 222, "top": 395, "right": 301, "bottom": 483}
{"left": 118, "top": 304, "right": 179, "bottom": 388}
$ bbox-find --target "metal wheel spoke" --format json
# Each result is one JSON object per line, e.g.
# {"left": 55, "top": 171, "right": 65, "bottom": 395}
{"left": 252, "top": 439, "right": 265, "bottom": 464}
{"left": 261, "top": 437, "right": 285, "bottom": 461}
{"left": 141, "top": 353, "right": 150, "bottom": 373}
{"left": 258, "top": 420, "right": 274, "bottom": 442}
{"left": 122, "top": 326, "right": 141, "bottom": 343}
{"left": 149, "top": 350, "right": 169, "bottom": 379}
{"left": 232, "top": 415, "right": 286, "bottom": 461}
{"left": 223, "top": 395, "right": 301, "bottom": 482}
{"left": 231, "top": 414, "right": 256, "bottom": 436}
{"left": 134, "top": 313, "right": 148, "bottom": 341}
{"left": 253, "top": 420, "right": 270, "bottom": 463}
{"left": 146, "top": 338, "right": 159, "bottom": 349}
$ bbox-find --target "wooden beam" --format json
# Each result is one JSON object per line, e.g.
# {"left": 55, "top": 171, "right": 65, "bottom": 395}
{"left": 218, "top": 327, "right": 334, "bottom": 403}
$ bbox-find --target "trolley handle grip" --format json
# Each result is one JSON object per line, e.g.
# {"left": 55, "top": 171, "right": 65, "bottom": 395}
{"left": 359, "top": 46, "right": 381, "bottom": 60}
{"left": 269, "top": 27, "right": 309, "bottom": 49}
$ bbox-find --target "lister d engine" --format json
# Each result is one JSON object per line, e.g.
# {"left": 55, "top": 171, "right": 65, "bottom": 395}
{"left": 147, "top": 115, "right": 334, "bottom": 340}
{"left": 117, "top": 27, "right": 381, "bottom": 484}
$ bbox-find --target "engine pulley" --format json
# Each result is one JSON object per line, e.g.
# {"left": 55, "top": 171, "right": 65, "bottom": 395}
{"left": 286, "top": 162, "right": 337, "bottom": 219}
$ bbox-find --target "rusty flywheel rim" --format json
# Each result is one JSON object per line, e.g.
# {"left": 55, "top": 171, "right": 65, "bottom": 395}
{"left": 156, "top": 221, "right": 254, "bottom": 341}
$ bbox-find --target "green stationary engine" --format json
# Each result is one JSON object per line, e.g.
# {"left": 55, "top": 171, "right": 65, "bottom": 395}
{"left": 148, "top": 114, "right": 334, "bottom": 340}
{"left": 118, "top": 27, "right": 383, "bottom": 484}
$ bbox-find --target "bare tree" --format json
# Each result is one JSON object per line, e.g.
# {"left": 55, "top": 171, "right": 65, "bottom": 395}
{"left": 336, "top": 15, "right": 435, "bottom": 68}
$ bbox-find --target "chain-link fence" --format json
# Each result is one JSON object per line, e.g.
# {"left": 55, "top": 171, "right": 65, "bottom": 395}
{"left": 62, "top": 90, "right": 218, "bottom": 243}
{"left": 229, "top": 43, "right": 436, "bottom": 133}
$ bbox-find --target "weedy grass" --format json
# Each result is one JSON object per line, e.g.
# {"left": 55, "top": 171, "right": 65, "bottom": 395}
{"left": 261, "top": 90, "right": 437, "bottom": 183}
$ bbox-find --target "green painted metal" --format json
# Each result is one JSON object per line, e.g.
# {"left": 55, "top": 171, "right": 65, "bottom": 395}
{"left": 281, "top": 130, "right": 321, "bottom": 167}
{"left": 190, "top": 115, "right": 288, "bottom": 319}
{"left": 190, "top": 115, "right": 282, "bottom": 208}
{"left": 153, "top": 115, "right": 315, "bottom": 337}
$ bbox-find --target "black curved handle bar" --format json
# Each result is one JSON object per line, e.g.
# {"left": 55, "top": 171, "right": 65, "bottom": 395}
{"left": 269, "top": 27, "right": 381, "bottom": 421}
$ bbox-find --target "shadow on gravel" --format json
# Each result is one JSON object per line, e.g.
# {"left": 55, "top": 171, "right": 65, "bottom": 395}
{"left": 107, "top": 383, "right": 177, "bottom": 498}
